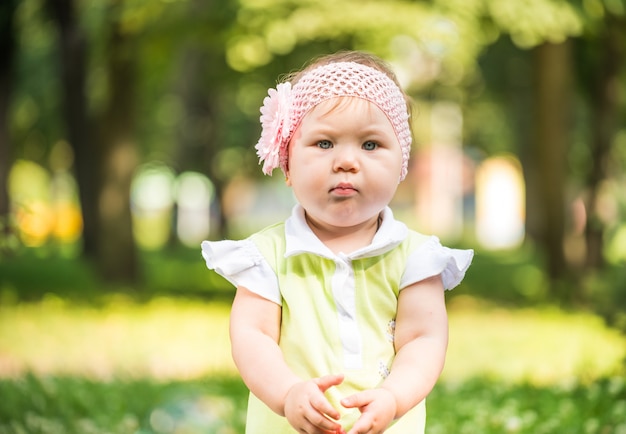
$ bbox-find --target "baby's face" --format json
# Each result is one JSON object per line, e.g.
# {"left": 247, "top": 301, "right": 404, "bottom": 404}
{"left": 286, "top": 97, "right": 403, "bottom": 231}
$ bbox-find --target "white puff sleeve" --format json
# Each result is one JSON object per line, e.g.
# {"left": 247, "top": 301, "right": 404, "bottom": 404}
{"left": 400, "top": 236, "right": 474, "bottom": 291}
{"left": 201, "top": 239, "right": 282, "bottom": 305}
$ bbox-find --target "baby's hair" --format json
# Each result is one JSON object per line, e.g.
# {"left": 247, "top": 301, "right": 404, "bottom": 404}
{"left": 285, "top": 51, "right": 398, "bottom": 85}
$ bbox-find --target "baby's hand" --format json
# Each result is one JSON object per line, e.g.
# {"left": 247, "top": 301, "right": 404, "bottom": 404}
{"left": 284, "top": 374, "right": 346, "bottom": 434}
{"left": 340, "top": 388, "right": 396, "bottom": 434}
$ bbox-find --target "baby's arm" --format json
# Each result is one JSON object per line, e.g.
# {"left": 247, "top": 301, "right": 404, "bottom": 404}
{"left": 230, "top": 285, "right": 345, "bottom": 433}
{"left": 341, "top": 275, "right": 448, "bottom": 433}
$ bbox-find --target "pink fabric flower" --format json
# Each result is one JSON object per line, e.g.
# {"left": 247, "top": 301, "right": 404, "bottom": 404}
{"left": 255, "top": 82, "right": 293, "bottom": 175}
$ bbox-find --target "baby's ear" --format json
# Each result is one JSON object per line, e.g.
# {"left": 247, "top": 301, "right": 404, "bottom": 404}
{"left": 284, "top": 168, "right": 292, "bottom": 186}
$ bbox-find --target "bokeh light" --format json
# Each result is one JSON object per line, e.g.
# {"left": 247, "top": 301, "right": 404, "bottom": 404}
{"left": 174, "top": 172, "right": 213, "bottom": 248}
{"left": 130, "top": 162, "right": 176, "bottom": 250}
{"left": 8, "top": 159, "right": 82, "bottom": 248}
{"left": 475, "top": 154, "right": 525, "bottom": 250}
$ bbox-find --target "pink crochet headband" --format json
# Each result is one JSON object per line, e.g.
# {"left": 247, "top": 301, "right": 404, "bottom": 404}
{"left": 254, "top": 61, "right": 412, "bottom": 180}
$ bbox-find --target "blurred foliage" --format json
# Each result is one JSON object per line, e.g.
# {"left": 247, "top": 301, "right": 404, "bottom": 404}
{"left": 0, "top": 242, "right": 565, "bottom": 306}
{"left": 0, "top": 373, "right": 624, "bottom": 433}
{"left": 454, "top": 245, "right": 552, "bottom": 306}
{"left": 1, "top": 275, "right": 625, "bottom": 432}
{"left": 427, "top": 376, "right": 626, "bottom": 434}
{"left": 2, "top": 239, "right": 626, "bottom": 333}
{"left": 227, "top": 0, "right": 584, "bottom": 77}
{"left": 0, "top": 374, "right": 248, "bottom": 434}
{"left": 583, "top": 265, "right": 626, "bottom": 331}
{"left": 0, "top": 246, "right": 233, "bottom": 303}
{"left": 1, "top": 242, "right": 625, "bottom": 433}
{"left": 2, "top": 0, "right": 625, "bottom": 309}
{"left": 8, "top": 0, "right": 613, "bottom": 173}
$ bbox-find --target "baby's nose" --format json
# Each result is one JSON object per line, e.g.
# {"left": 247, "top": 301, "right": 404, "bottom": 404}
{"left": 333, "top": 146, "right": 360, "bottom": 172}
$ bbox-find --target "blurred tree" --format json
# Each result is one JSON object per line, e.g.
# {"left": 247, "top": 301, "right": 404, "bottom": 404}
{"left": 474, "top": 0, "right": 626, "bottom": 288}
{"left": 169, "top": 0, "right": 239, "bottom": 238}
{"left": 442, "top": 0, "right": 582, "bottom": 283}
{"left": 5, "top": 0, "right": 624, "bottom": 297}
{"left": 530, "top": 41, "right": 572, "bottom": 282}
{"left": 485, "top": 0, "right": 626, "bottom": 283}
{"left": 575, "top": 6, "right": 625, "bottom": 270}
{"left": 225, "top": 0, "right": 482, "bottom": 86}
{"left": 47, "top": 0, "right": 138, "bottom": 282}
{"left": 0, "top": 0, "right": 18, "bottom": 254}
{"left": 433, "top": 0, "right": 625, "bottom": 286}
{"left": 93, "top": 0, "right": 139, "bottom": 282}
{"left": 45, "top": 0, "right": 98, "bottom": 258}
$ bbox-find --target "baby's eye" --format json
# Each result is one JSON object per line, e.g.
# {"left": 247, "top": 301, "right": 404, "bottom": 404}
{"left": 362, "top": 141, "right": 378, "bottom": 151}
{"left": 317, "top": 140, "right": 333, "bottom": 149}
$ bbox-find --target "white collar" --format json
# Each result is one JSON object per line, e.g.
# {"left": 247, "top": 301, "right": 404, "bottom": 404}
{"left": 284, "top": 204, "right": 408, "bottom": 260}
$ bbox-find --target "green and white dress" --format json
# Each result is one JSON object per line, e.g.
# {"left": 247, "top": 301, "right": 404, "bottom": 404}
{"left": 202, "top": 205, "right": 473, "bottom": 433}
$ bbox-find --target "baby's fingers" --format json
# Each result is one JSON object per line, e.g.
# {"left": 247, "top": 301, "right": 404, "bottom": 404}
{"left": 285, "top": 378, "right": 345, "bottom": 433}
{"left": 340, "top": 390, "right": 375, "bottom": 409}
{"left": 309, "top": 393, "right": 341, "bottom": 425}
{"left": 306, "top": 411, "right": 343, "bottom": 434}
{"left": 341, "top": 389, "right": 396, "bottom": 434}
{"left": 315, "top": 374, "right": 345, "bottom": 393}
{"left": 346, "top": 413, "right": 376, "bottom": 434}
{"left": 313, "top": 375, "right": 344, "bottom": 420}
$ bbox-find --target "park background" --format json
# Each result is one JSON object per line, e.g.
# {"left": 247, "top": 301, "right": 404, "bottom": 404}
{"left": 1, "top": 0, "right": 626, "bottom": 433}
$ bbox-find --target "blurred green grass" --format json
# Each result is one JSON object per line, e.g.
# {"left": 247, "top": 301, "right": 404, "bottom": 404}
{"left": 1, "top": 295, "right": 624, "bottom": 383}
{"left": 6, "top": 242, "right": 611, "bottom": 309}
{"left": 1, "top": 246, "right": 625, "bottom": 433}
{"left": 1, "top": 295, "right": 625, "bottom": 433}
{"left": 1, "top": 374, "right": 625, "bottom": 434}
{"left": 1, "top": 243, "right": 621, "bottom": 309}
{"left": 0, "top": 296, "right": 235, "bottom": 379}
{"left": 0, "top": 246, "right": 233, "bottom": 303}
{"left": 0, "top": 374, "right": 249, "bottom": 434}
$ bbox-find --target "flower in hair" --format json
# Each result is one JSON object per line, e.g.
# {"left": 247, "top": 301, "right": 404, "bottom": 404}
{"left": 255, "top": 82, "right": 293, "bottom": 175}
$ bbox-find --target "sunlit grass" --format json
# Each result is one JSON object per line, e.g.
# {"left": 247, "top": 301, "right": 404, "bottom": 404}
{"left": 1, "top": 296, "right": 625, "bottom": 433}
{"left": 1, "top": 295, "right": 623, "bottom": 384}
{"left": 0, "top": 295, "right": 235, "bottom": 379}
{"left": 444, "top": 296, "right": 626, "bottom": 386}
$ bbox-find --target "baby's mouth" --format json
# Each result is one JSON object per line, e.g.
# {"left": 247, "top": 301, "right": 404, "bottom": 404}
{"left": 330, "top": 183, "right": 358, "bottom": 195}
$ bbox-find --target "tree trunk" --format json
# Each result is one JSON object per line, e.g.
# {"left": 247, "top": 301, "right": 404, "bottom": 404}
{"left": 0, "top": 0, "right": 17, "bottom": 253}
{"left": 48, "top": 0, "right": 138, "bottom": 282}
{"left": 173, "top": 47, "right": 222, "bottom": 237}
{"left": 583, "top": 14, "right": 624, "bottom": 270}
{"left": 173, "top": 49, "right": 229, "bottom": 240}
{"left": 530, "top": 41, "right": 571, "bottom": 283}
{"left": 172, "top": 0, "right": 234, "bottom": 240}
{"left": 46, "top": 0, "right": 99, "bottom": 258}
{"left": 96, "top": 7, "right": 139, "bottom": 282}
